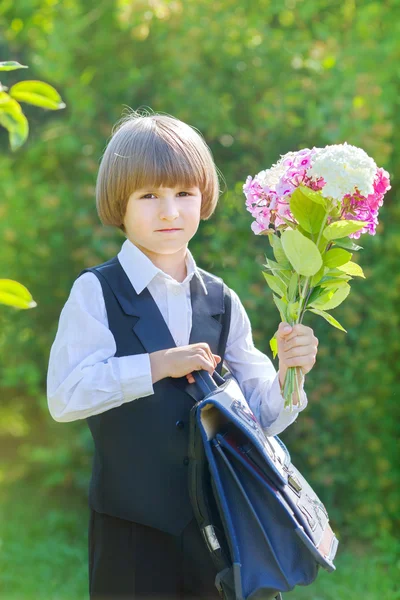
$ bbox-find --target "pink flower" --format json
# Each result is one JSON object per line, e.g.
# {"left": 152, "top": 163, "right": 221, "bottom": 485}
{"left": 244, "top": 146, "right": 390, "bottom": 238}
{"left": 276, "top": 178, "right": 296, "bottom": 197}
{"left": 374, "top": 168, "right": 391, "bottom": 195}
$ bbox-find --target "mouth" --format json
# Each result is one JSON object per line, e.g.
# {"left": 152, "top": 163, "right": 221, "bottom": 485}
{"left": 156, "top": 228, "right": 182, "bottom": 232}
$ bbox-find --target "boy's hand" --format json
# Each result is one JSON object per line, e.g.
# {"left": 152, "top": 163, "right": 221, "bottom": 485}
{"left": 276, "top": 322, "right": 319, "bottom": 386}
{"left": 149, "top": 343, "right": 221, "bottom": 385}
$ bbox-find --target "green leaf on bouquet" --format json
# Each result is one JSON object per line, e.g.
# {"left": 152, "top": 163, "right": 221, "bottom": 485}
{"left": 323, "top": 219, "right": 368, "bottom": 240}
{"left": 288, "top": 272, "right": 298, "bottom": 301}
{"left": 333, "top": 238, "right": 363, "bottom": 251}
{"left": 325, "top": 267, "right": 352, "bottom": 277}
{"left": 272, "top": 294, "right": 288, "bottom": 323}
{"left": 330, "top": 203, "right": 342, "bottom": 218}
{"left": 298, "top": 185, "right": 328, "bottom": 207}
{"left": 281, "top": 229, "right": 323, "bottom": 276}
{"left": 317, "top": 237, "right": 329, "bottom": 253}
{"left": 263, "top": 258, "right": 291, "bottom": 285}
{"left": 269, "top": 335, "right": 278, "bottom": 359}
{"left": 320, "top": 278, "right": 351, "bottom": 289}
{"left": 287, "top": 301, "right": 299, "bottom": 321}
{"left": 309, "top": 283, "right": 351, "bottom": 310}
{"left": 296, "top": 225, "right": 313, "bottom": 239}
{"left": 277, "top": 217, "right": 297, "bottom": 229}
{"left": 289, "top": 187, "right": 326, "bottom": 233}
{"left": 307, "top": 286, "right": 333, "bottom": 307}
{"left": 262, "top": 272, "right": 287, "bottom": 297}
{"left": 323, "top": 248, "right": 353, "bottom": 268}
{"left": 337, "top": 261, "right": 365, "bottom": 278}
{"left": 310, "top": 265, "right": 326, "bottom": 287}
{"left": 263, "top": 258, "right": 288, "bottom": 271}
{"left": 275, "top": 270, "right": 292, "bottom": 285}
{"left": 270, "top": 234, "right": 292, "bottom": 268}
{"left": 307, "top": 308, "right": 347, "bottom": 332}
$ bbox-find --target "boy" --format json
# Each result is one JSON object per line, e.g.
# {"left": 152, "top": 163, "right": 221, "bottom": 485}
{"left": 47, "top": 111, "right": 318, "bottom": 599}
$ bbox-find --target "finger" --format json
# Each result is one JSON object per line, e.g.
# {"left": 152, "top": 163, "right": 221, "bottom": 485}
{"left": 277, "top": 322, "right": 293, "bottom": 338}
{"left": 213, "top": 355, "right": 221, "bottom": 368}
{"left": 197, "top": 355, "right": 217, "bottom": 375}
{"left": 280, "top": 355, "right": 316, "bottom": 368}
{"left": 281, "top": 345, "right": 317, "bottom": 360}
{"left": 205, "top": 348, "right": 216, "bottom": 369}
{"left": 283, "top": 335, "right": 317, "bottom": 350}
{"left": 292, "top": 324, "right": 313, "bottom": 335}
{"left": 283, "top": 324, "right": 313, "bottom": 341}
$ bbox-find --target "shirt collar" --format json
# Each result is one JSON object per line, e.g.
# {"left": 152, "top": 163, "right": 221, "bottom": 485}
{"left": 117, "top": 238, "right": 208, "bottom": 295}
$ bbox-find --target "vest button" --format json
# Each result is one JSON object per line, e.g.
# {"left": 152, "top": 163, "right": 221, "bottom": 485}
{"left": 183, "top": 456, "right": 189, "bottom": 466}
{"left": 176, "top": 420, "right": 184, "bottom": 430}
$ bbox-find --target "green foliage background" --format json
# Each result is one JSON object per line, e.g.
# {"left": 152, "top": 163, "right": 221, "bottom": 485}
{"left": 0, "top": 0, "right": 399, "bottom": 584}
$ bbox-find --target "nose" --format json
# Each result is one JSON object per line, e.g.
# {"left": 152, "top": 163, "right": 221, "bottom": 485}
{"left": 159, "top": 195, "right": 180, "bottom": 220}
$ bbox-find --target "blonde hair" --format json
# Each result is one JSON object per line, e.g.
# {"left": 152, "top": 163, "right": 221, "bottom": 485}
{"left": 96, "top": 109, "right": 223, "bottom": 233}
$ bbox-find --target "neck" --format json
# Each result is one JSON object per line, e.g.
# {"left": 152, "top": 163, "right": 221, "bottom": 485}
{"left": 131, "top": 241, "right": 188, "bottom": 282}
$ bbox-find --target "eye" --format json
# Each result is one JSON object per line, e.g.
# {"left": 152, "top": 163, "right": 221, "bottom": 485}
{"left": 139, "top": 191, "right": 191, "bottom": 199}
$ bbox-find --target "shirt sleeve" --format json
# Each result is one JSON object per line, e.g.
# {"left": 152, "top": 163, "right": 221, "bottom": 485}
{"left": 46, "top": 272, "right": 154, "bottom": 423}
{"left": 223, "top": 287, "right": 308, "bottom": 437}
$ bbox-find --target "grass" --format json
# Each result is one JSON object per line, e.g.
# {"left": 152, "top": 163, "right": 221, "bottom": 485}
{"left": 0, "top": 479, "right": 399, "bottom": 600}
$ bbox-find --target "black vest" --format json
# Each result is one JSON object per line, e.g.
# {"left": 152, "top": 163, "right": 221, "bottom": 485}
{"left": 78, "top": 255, "right": 231, "bottom": 535}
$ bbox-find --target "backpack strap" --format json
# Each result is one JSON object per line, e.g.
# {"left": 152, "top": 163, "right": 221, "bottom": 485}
{"left": 215, "top": 283, "right": 232, "bottom": 377}
{"left": 188, "top": 284, "right": 236, "bottom": 598}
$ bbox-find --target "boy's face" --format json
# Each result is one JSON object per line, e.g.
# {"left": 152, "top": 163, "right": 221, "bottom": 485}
{"left": 123, "top": 185, "right": 202, "bottom": 257}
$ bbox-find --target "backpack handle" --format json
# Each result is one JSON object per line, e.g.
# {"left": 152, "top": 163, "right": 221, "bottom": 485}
{"left": 191, "top": 369, "right": 225, "bottom": 399}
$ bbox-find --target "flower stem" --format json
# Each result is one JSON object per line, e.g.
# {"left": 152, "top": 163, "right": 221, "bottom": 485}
{"left": 283, "top": 206, "right": 331, "bottom": 411}
{"left": 296, "top": 209, "right": 330, "bottom": 325}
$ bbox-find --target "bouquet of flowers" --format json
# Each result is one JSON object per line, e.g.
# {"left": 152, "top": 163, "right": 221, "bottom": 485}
{"left": 243, "top": 142, "right": 391, "bottom": 411}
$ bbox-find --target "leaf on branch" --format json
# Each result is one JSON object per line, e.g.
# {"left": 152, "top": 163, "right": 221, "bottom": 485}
{"left": 307, "top": 286, "right": 334, "bottom": 306}
{"left": 323, "top": 220, "right": 368, "bottom": 240}
{"left": 307, "top": 308, "right": 347, "bottom": 332}
{"left": 288, "top": 272, "right": 298, "bottom": 301}
{"left": 272, "top": 294, "right": 288, "bottom": 323}
{"left": 269, "top": 234, "right": 292, "bottom": 268}
{"left": 324, "top": 247, "right": 353, "bottom": 268}
{"left": 0, "top": 61, "right": 28, "bottom": 71}
{"left": 269, "top": 335, "right": 278, "bottom": 359}
{"left": 0, "top": 279, "right": 37, "bottom": 309}
{"left": 336, "top": 261, "right": 365, "bottom": 278}
{"left": 297, "top": 185, "right": 327, "bottom": 207}
{"left": 0, "top": 92, "right": 29, "bottom": 150}
{"left": 319, "top": 278, "right": 351, "bottom": 289}
{"left": 281, "top": 229, "right": 323, "bottom": 276}
{"left": 310, "top": 264, "right": 325, "bottom": 287}
{"left": 262, "top": 272, "right": 287, "bottom": 297}
{"left": 287, "top": 300, "right": 299, "bottom": 321}
{"left": 334, "top": 238, "right": 363, "bottom": 251}
{"left": 289, "top": 186, "right": 326, "bottom": 233}
{"left": 263, "top": 258, "right": 288, "bottom": 271}
{"left": 10, "top": 80, "right": 66, "bottom": 110}
{"left": 309, "top": 283, "right": 351, "bottom": 310}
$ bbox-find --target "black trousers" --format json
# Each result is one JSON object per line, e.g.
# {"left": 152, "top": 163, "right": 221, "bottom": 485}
{"left": 88, "top": 509, "right": 221, "bottom": 600}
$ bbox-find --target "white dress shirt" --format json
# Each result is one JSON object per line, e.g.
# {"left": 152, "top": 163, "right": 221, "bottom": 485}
{"left": 47, "top": 239, "right": 307, "bottom": 436}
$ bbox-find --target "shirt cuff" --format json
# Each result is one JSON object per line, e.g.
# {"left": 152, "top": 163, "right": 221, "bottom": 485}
{"left": 118, "top": 353, "right": 154, "bottom": 403}
{"left": 260, "top": 372, "right": 308, "bottom": 437}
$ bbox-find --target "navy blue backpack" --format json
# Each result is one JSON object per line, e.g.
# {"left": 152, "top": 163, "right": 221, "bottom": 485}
{"left": 187, "top": 368, "right": 339, "bottom": 600}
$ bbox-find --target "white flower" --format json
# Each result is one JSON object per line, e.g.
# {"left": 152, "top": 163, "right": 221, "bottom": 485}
{"left": 307, "top": 142, "right": 377, "bottom": 201}
{"left": 255, "top": 152, "right": 295, "bottom": 190}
